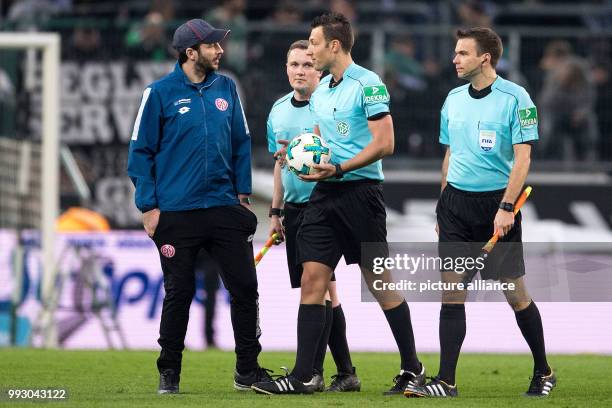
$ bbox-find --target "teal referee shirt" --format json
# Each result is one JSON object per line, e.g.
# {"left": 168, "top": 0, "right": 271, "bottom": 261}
{"left": 309, "top": 63, "right": 390, "bottom": 182}
{"left": 267, "top": 92, "right": 316, "bottom": 204}
{"left": 440, "top": 76, "right": 538, "bottom": 192}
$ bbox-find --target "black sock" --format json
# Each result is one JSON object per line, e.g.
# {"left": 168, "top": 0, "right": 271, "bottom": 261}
{"left": 313, "top": 301, "right": 333, "bottom": 374}
{"left": 438, "top": 303, "right": 466, "bottom": 385}
{"left": 328, "top": 304, "right": 354, "bottom": 374}
{"left": 383, "top": 301, "right": 420, "bottom": 373}
{"left": 291, "top": 304, "right": 326, "bottom": 382}
{"left": 515, "top": 301, "right": 549, "bottom": 374}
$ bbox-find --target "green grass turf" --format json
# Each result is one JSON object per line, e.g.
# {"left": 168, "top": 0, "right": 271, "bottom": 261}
{"left": 0, "top": 349, "right": 610, "bottom": 407}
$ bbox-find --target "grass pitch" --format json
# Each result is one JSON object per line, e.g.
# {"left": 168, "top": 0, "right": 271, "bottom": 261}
{"left": 0, "top": 349, "right": 610, "bottom": 407}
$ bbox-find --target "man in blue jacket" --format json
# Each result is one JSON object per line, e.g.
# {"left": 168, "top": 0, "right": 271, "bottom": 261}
{"left": 128, "top": 18, "right": 272, "bottom": 394}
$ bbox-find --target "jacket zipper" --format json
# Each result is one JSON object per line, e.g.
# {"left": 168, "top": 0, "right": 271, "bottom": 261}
{"left": 199, "top": 88, "right": 208, "bottom": 195}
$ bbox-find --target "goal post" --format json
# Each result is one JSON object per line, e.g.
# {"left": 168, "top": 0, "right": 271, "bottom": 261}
{"left": 0, "top": 32, "right": 60, "bottom": 347}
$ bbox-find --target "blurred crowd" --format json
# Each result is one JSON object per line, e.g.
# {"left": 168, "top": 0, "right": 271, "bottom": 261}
{"left": 1, "top": 0, "right": 612, "bottom": 162}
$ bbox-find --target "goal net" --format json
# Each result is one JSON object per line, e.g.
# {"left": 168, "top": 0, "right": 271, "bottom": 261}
{"left": 0, "top": 32, "right": 60, "bottom": 347}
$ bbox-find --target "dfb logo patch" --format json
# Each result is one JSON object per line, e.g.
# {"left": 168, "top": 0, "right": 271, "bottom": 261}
{"left": 336, "top": 120, "right": 350, "bottom": 137}
{"left": 161, "top": 244, "right": 176, "bottom": 258}
{"left": 215, "top": 98, "right": 228, "bottom": 111}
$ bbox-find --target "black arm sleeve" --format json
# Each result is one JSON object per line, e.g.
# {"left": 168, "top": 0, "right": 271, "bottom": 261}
{"left": 367, "top": 112, "right": 391, "bottom": 121}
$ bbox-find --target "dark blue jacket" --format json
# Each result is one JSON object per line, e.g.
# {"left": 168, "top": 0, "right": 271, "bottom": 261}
{"left": 128, "top": 63, "right": 251, "bottom": 212}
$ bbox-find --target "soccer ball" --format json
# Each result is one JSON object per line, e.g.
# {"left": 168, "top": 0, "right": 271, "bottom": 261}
{"left": 286, "top": 133, "right": 332, "bottom": 175}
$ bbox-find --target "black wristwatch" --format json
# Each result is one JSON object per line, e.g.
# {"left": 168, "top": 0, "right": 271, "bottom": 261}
{"left": 334, "top": 163, "right": 344, "bottom": 179}
{"left": 240, "top": 196, "right": 251, "bottom": 205}
{"left": 268, "top": 207, "right": 283, "bottom": 218}
{"left": 499, "top": 201, "right": 514, "bottom": 212}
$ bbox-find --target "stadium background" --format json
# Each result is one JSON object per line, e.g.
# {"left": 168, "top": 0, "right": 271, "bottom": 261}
{"left": 0, "top": 0, "right": 611, "bottom": 399}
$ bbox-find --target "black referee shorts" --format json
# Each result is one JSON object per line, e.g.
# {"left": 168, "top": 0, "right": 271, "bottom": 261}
{"left": 283, "top": 202, "right": 336, "bottom": 288}
{"left": 296, "top": 179, "right": 388, "bottom": 271}
{"left": 436, "top": 183, "right": 525, "bottom": 280}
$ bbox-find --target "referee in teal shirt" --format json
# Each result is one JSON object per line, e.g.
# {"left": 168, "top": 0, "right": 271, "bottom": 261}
{"left": 405, "top": 27, "right": 556, "bottom": 399}
{"left": 253, "top": 13, "right": 424, "bottom": 396}
{"left": 266, "top": 40, "right": 359, "bottom": 392}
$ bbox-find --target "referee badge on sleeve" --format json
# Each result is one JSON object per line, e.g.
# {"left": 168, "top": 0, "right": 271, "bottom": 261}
{"left": 363, "top": 85, "right": 390, "bottom": 104}
{"left": 479, "top": 130, "right": 496, "bottom": 152}
{"left": 519, "top": 107, "right": 538, "bottom": 128}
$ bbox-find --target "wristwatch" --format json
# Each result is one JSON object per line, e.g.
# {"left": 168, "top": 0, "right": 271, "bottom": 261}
{"left": 240, "top": 196, "right": 251, "bottom": 205}
{"left": 499, "top": 202, "right": 514, "bottom": 212}
{"left": 268, "top": 207, "right": 283, "bottom": 218}
{"left": 334, "top": 163, "right": 344, "bottom": 179}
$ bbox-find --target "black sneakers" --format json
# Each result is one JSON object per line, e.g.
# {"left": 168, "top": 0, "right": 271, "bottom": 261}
{"left": 158, "top": 368, "right": 180, "bottom": 394}
{"left": 404, "top": 376, "right": 458, "bottom": 398}
{"left": 251, "top": 367, "right": 315, "bottom": 395}
{"left": 525, "top": 369, "right": 556, "bottom": 397}
{"left": 233, "top": 366, "right": 274, "bottom": 391}
{"left": 326, "top": 367, "right": 361, "bottom": 392}
{"left": 311, "top": 370, "right": 325, "bottom": 392}
{"left": 403, "top": 369, "right": 556, "bottom": 398}
{"left": 383, "top": 364, "right": 426, "bottom": 395}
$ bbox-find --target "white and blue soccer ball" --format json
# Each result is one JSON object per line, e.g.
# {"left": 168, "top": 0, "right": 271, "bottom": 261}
{"left": 286, "top": 133, "right": 332, "bottom": 175}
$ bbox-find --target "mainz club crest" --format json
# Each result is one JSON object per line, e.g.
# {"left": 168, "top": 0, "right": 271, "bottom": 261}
{"left": 160, "top": 244, "right": 176, "bottom": 258}
{"left": 215, "top": 98, "right": 228, "bottom": 111}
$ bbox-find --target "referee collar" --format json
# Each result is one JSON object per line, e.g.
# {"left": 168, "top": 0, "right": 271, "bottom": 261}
{"left": 291, "top": 96, "right": 309, "bottom": 107}
{"left": 329, "top": 62, "right": 357, "bottom": 88}
{"left": 468, "top": 75, "right": 501, "bottom": 99}
{"left": 468, "top": 83, "right": 492, "bottom": 99}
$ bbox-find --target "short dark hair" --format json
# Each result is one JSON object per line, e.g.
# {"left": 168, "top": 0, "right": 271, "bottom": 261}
{"left": 179, "top": 51, "right": 189, "bottom": 64}
{"left": 286, "top": 39, "right": 309, "bottom": 60}
{"left": 456, "top": 27, "right": 503, "bottom": 68}
{"left": 178, "top": 43, "right": 202, "bottom": 65}
{"left": 311, "top": 12, "right": 353, "bottom": 53}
